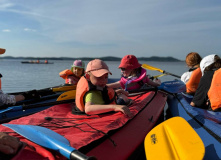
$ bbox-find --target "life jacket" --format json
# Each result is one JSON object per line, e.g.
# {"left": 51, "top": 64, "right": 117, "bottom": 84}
{"left": 120, "top": 68, "right": 148, "bottom": 91}
{"left": 76, "top": 76, "right": 116, "bottom": 112}
{"left": 185, "top": 67, "right": 202, "bottom": 94}
{"left": 59, "top": 69, "right": 80, "bottom": 84}
{"left": 208, "top": 68, "right": 221, "bottom": 111}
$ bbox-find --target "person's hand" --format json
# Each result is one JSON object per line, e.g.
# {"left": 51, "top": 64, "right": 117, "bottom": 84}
{"left": 0, "top": 132, "right": 21, "bottom": 155}
{"left": 154, "top": 78, "right": 161, "bottom": 85}
{"left": 116, "top": 89, "right": 129, "bottom": 96}
{"left": 114, "top": 105, "right": 133, "bottom": 118}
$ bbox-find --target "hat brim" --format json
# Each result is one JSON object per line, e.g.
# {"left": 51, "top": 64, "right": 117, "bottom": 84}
{"left": 90, "top": 69, "right": 112, "bottom": 77}
{"left": 71, "top": 65, "right": 84, "bottom": 69}
{"left": 118, "top": 63, "right": 142, "bottom": 70}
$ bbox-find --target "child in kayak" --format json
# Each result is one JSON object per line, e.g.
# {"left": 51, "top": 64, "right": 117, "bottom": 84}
{"left": 191, "top": 54, "right": 221, "bottom": 111}
{"left": 107, "top": 55, "right": 161, "bottom": 91}
{"left": 75, "top": 59, "right": 132, "bottom": 117}
{"left": 59, "top": 60, "right": 85, "bottom": 85}
{"left": 181, "top": 52, "right": 202, "bottom": 94}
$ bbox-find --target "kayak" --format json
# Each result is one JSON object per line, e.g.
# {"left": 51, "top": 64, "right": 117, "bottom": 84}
{"left": 0, "top": 88, "right": 167, "bottom": 159}
{"left": 21, "top": 61, "right": 54, "bottom": 64}
{"left": 0, "top": 92, "right": 63, "bottom": 123}
{"left": 1, "top": 84, "right": 76, "bottom": 123}
{"left": 167, "top": 93, "right": 221, "bottom": 160}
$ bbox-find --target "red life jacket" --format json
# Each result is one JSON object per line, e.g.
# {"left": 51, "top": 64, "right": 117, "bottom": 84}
{"left": 76, "top": 76, "right": 116, "bottom": 112}
{"left": 208, "top": 68, "right": 221, "bottom": 111}
{"left": 185, "top": 68, "right": 202, "bottom": 94}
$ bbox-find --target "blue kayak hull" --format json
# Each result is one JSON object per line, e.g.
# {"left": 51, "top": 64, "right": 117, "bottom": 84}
{"left": 0, "top": 93, "right": 62, "bottom": 123}
{"left": 167, "top": 93, "right": 221, "bottom": 160}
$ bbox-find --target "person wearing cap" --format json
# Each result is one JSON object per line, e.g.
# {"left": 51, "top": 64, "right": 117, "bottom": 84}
{"left": 107, "top": 55, "right": 161, "bottom": 91}
{"left": 181, "top": 52, "right": 202, "bottom": 94}
{"left": 59, "top": 60, "right": 85, "bottom": 85}
{"left": 191, "top": 54, "right": 221, "bottom": 111}
{"left": 75, "top": 59, "right": 132, "bottom": 117}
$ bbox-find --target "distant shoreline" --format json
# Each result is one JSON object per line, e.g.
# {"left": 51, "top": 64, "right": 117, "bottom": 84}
{"left": 0, "top": 56, "right": 183, "bottom": 62}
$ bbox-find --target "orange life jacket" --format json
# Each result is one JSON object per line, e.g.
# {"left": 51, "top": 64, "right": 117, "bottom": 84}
{"left": 208, "top": 68, "right": 221, "bottom": 111}
{"left": 76, "top": 76, "right": 116, "bottom": 112}
{"left": 59, "top": 69, "right": 79, "bottom": 84}
{"left": 186, "top": 68, "right": 202, "bottom": 94}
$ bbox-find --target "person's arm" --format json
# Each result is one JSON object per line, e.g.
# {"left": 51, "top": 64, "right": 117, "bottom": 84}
{"left": 0, "top": 132, "right": 21, "bottom": 155}
{"left": 15, "top": 95, "right": 25, "bottom": 102}
{"left": 85, "top": 101, "right": 132, "bottom": 117}
{"left": 107, "top": 81, "right": 121, "bottom": 89}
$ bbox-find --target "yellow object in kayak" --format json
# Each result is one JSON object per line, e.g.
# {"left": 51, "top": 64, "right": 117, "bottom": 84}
{"left": 52, "top": 85, "right": 76, "bottom": 92}
{"left": 57, "top": 90, "right": 76, "bottom": 101}
{"left": 144, "top": 117, "right": 205, "bottom": 160}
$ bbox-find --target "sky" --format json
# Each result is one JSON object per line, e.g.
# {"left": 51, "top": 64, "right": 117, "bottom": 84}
{"left": 1, "top": 0, "right": 221, "bottom": 60}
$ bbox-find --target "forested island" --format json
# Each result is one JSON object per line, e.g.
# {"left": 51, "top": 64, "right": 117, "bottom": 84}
{"left": 0, "top": 56, "right": 182, "bottom": 62}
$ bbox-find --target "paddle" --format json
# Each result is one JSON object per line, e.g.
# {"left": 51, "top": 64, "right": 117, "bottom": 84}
{"left": 9, "top": 85, "right": 76, "bottom": 96}
{"left": 142, "top": 64, "right": 181, "bottom": 78}
{"left": 3, "top": 124, "right": 96, "bottom": 160}
{"left": 0, "top": 89, "right": 76, "bottom": 113}
{"left": 57, "top": 90, "right": 76, "bottom": 101}
{"left": 0, "top": 48, "right": 6, "bottom": 54}
{"left": 144, "top": 117, "right": 205, "bottom": 160}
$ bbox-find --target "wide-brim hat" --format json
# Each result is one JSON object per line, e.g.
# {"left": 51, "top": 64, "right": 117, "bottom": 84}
{"left": 86, "top": 59, "right": 112, "bottom": 77}
{"left": 200, "top": 54, "right": 216, "bottom": 75}
{"left": 118, "top": 55, "right": 141, "bottom": 69}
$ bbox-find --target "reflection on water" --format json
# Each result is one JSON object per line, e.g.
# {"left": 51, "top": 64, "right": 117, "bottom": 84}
{"left": 0, "top": 59, "right": 186, "bottom": 93}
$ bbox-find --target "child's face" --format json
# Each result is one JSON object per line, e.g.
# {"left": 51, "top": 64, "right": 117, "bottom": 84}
{"left": 88, "top": 73, "right": 108, "bottom": 88}
{"left": 120, "top": 68, "right": 133, "bottom": 77}
{"left": 73, "top": 67, "right": 84, "bottom": 77}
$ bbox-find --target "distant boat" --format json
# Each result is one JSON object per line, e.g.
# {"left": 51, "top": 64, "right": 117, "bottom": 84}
{"left": 21, "top": 61, "right": 54, "bottom": 64}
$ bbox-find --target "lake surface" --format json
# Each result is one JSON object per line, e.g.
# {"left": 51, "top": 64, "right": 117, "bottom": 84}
{"left": 0, "top": 59, "right": 187, "bottom": 93}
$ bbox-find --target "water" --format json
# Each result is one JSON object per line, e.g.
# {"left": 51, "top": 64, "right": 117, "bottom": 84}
{"left": 0, "top": 59, "right": 186, "bottom": 93}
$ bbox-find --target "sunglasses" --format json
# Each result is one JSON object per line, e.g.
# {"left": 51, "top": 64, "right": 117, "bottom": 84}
{"left": 120, "top": 68, "right": 126, "bottom": 71}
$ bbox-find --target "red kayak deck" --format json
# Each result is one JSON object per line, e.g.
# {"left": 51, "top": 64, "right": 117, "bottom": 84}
{"left": 0, "top": 91, "right": 167, "bottom": 160}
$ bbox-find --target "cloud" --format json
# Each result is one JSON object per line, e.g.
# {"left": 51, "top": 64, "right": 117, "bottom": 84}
{"left": 24, "top": 28, "right": 36, "bottom": 32}
{"left": 2, "top": 29, "right": 11, "bottom": 32}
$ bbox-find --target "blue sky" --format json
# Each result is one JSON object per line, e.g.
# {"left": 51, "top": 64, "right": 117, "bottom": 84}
{"left": 1, "top": 0, "right": 221, "bottom": 60}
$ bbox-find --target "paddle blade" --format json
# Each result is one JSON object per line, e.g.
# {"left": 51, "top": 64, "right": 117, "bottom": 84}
{"left": 52, "top": 85, "right": 76, "bottom": 92}
{"left": 3, "top": 124, "right": 96, "bottom": 160}
{"left": 57, "top": 90, "right": 76, "bottom": 101}
{"left": 144, "top": 117, "right": 205, "bottom": 160}
{"left": 142, "top": 64, "right": 163, "bottom": 73}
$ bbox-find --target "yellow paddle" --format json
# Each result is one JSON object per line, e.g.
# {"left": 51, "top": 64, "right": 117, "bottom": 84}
{"left": 57, "top": 90, "right": 76, "bottom": 101}
{"left": 142, "top": 64, "right": 181, "bottom": 78}
{"left": 51, "top": 85, "right": 76, "bottom": 92}
{"left": 0, "top": 48, "right": 6, "bottom": 54}
{"left": 144, "top": 117, "right": 205, "bottom": 160}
